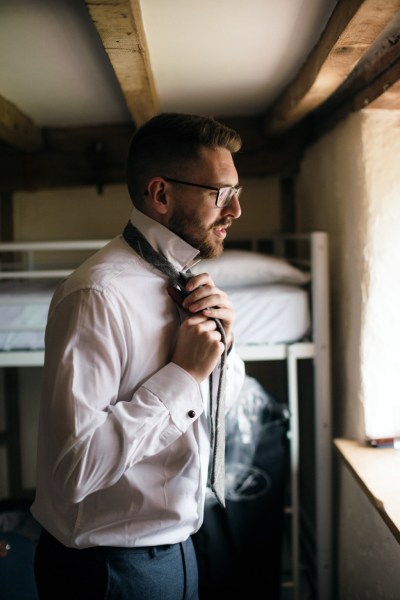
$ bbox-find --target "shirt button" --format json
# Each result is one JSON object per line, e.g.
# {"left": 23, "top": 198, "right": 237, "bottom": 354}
{"left": 188, "top": 410, "right": 196, "bottom": 418}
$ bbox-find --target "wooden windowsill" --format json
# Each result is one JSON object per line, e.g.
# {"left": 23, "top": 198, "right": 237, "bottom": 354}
{"left": 334, "top": 438, "right": 400, "bottom": 543}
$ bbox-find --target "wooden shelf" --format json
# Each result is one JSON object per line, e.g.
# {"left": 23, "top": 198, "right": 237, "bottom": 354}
{"left": 334, "top": 438, "right": 400, "bottom": 543}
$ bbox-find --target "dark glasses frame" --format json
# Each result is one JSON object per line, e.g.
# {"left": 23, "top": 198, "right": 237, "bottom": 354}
{"left": 162, "top": 177, "right": 242, "bottom": 208}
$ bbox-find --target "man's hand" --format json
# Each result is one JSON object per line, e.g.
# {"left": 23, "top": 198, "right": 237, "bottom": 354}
{"left": 181, "top": 272, "right": 235, "bottom": 349}
{"left": 171, "top": 314, "right": 225, "bottom": 383}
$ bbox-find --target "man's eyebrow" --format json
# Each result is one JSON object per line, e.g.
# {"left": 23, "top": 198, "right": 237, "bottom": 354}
{"left": 214, "top": 182, "right": 240, "bottom": 187}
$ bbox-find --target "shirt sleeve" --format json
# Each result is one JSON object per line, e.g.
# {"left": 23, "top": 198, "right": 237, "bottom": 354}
{"left": 42, "top": 287, "right": 204, "bottom": 504}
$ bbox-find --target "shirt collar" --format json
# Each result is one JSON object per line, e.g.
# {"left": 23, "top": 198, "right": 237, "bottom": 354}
{"left": 128, "top": 206, "right": 201, "bottom": 272}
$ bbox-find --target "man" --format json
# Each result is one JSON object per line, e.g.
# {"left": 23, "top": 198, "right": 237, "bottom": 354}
{"left": 31, "top": 113, "right": 245, "bottom": 599}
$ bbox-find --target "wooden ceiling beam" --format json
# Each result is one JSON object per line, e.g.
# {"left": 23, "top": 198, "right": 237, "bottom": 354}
{"left": 0, "top": 116, "right": 305, "bottom": 191}
{"left": 369, "top": 78, "right": 400, "bottom": 109}
{"left": 304, "top": 9, "right": 400, "bottom": 138}
{"left": 264, "top": 0, "right": 400, "bottom": 134}
{"left": 213, "top": 116, "right": 307, "bottom": 177}
{"left": 0, "top": 94, "right": 42, "bottom": 151}
{"left": 0, "top": 124, "right": 134, "bottom": 193}
{"left": 308, "top": 36, "right": 400, "bottom": 138}
{"left": 84, "top": 0, "right": 158, "bottom": 128}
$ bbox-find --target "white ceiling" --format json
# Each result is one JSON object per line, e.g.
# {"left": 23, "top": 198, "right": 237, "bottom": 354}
{"left": 0, "top": 0, "right": 338, "bottom": 128}
{"left": 141, "top": 0, "right": 338, "bottom": 117}
{"left": 0, "top": 0, "right": 130, "bottom": 127}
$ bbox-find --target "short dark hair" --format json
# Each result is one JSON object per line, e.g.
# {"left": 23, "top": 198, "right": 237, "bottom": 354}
{"left": 126, "top": 112, "right": 242, "bottom": 207}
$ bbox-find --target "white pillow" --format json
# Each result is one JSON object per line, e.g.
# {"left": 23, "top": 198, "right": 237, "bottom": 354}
{"left": 191, "top": 250, "right": 311, "bottom": 287}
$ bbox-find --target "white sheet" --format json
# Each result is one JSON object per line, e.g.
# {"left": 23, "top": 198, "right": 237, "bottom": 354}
{"left": 0, "top": 281, "right": 310, "bottom": 351}
{"left": 228, "top": 284, "right": 311, "bottom": 345}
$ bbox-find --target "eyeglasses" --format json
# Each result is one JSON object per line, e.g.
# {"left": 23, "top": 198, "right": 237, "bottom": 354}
{"left": 162, "top": 177, "right": 243, "bottom": 208}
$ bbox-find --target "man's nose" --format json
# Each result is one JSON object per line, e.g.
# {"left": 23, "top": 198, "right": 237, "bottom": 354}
{"left": 222, "top": 193, "right": 241, "bottom": 219}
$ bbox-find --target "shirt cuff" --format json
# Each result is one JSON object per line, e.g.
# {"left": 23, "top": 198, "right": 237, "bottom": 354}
{"left": 142, "top": 363, "right": 204, "bottom": 432}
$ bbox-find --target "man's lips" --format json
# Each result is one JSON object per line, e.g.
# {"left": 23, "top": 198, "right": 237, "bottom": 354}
{"left": 213, "top": 221, "right": 231, "bottom": 239}
{"left": 213, "top": 226, "right": 227, "bottom": 239}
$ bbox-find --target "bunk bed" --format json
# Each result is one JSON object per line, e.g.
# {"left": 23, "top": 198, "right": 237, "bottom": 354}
{"left": 0, "top": 232, "right": 331, "bottom": 600}
{"left": 193, "top": 232, "right": 332, "bottom": 599}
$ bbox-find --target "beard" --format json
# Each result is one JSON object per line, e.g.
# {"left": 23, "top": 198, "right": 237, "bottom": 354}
{"left": 168, "top": 205, "right": 229, "bottom": 259}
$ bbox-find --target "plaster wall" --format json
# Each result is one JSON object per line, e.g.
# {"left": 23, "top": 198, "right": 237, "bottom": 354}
{"left": 360, "top": 110, "right": 400, "bottom": 439}
{"left": 338, "top": 465, "right": 400, "bottom": 600}
{"left": 297, "top": 109, "right": 400, "bottom": 598}
{"left": 13, "top": 177, "right": 280, "bottom": 242}
{"left": 297, "top": 111, "right": 367, "bottom": 440}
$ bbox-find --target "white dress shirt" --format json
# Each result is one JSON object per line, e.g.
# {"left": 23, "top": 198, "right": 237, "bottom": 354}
{"left": 31, "top": 207, "right": 245, "bottom": 548}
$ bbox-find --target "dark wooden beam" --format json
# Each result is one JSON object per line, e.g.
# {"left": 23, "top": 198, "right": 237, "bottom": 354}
{"left": 307, "top": 16, "right": 400, "bottom": 140}
{"left": 1, "top": 116, "right": 304, "bottom": 190}
{"left": 0, "top": 115, "right": 310, "bottom": 189}
{"left": 369, "top": 78, "right": 400, "bottom": 109}
{"left": 233, "top": 137, "right": 303, "bottom": 177}
{"left": 218, "top": 116, "right": 307, "bottom": 177}
{"left": 264, "top": 0, "right": 400, "bottom": 134}
{"left": 0, "top": 94, "right": 42, "bottom": 151}
{"left": 0, "top": 124, "right": 135, "bottom": 192}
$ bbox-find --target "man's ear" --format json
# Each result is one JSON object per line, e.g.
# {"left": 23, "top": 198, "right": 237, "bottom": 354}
{"left": 145, "top": 177, "right": 169, "bottom": 216}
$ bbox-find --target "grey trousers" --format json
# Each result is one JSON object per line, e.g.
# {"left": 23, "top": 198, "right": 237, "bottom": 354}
{"left": 34, "top": 528, "right": 199, "bottom": 600}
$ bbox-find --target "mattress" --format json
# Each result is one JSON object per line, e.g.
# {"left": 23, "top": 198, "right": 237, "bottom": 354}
{"left": 0, "top": 280, "right": 310, "bottom": 352}
{"left": 227, "top": 284, "right": 311, "bottom": 345}
{"left": 0, "top": 280, "right": 57, "bottom": 351}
